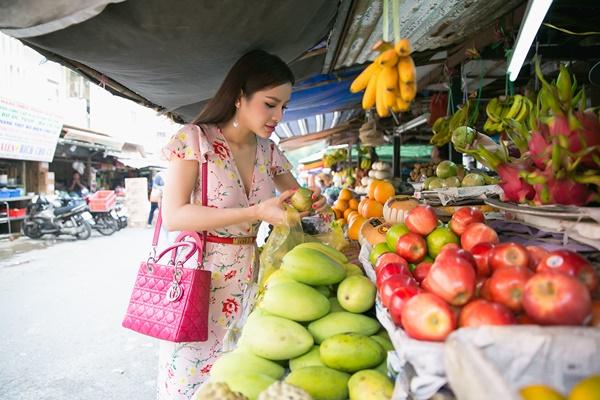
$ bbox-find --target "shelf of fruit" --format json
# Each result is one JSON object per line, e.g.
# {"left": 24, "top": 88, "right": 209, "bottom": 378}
{"left": 358, "top": 202, "right": 600, "bottom": 399}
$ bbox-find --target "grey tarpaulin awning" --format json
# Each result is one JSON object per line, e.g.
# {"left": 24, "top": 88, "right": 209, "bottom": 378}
{"left": 0, "top": 0, "right": 339, "bottom": 122}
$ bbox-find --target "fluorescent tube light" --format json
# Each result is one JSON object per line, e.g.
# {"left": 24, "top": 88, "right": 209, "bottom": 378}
{"left": 395, "top": 113, "right": 430, "bottom": 134}
{"left": 507, "top": 0, "right": 553, "bottom": 82}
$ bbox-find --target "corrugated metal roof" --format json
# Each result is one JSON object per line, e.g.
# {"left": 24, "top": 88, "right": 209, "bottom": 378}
{"left": 334, "top": 0, "right": 525, "bottom": 69}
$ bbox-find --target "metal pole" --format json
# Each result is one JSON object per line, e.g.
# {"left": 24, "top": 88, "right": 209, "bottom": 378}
{"left": 393, "top": 133, "right": 401, "bottom": 179}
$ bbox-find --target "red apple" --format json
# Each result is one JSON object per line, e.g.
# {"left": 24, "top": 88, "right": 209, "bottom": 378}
{"left": 400, "top": 292, "right": 456, "bottom": 341}
{"left": 379, "top": 273, "right": 418, "bottom": 308}
{"left": 388, "top": 285, "right": 421, "bottom": 325}
{"left": 526, "top": 245, "right": 549, "bottom": 271}
{"left": 460, "top": 222, "right": 499, "bottom": 252}
{"left": 458, "top": 299, "right": 516, "bottom": 328}
{"left": 449, "top": 207, "right": 485, "bottom": 236}
{"left": 404, "top": 205, "right": 438, "bottom": 236}
{"left": 413, "top": 261, "right": 433, "bottom": 284}
{"left": 479, "top": 278, "right": 493, "bottom": 301}
{"left": 488, "top": 266, "right": 532, "bottom": 312}
{"left": 523, "top": 272, "right": 592, "bottom": 325}
{"left": 376, "top": 262, "right": 412, "bottom": 288}
{"left": 489, "top": 242, "right": 530, "bottom": 271}
{"left": 396, "top": 232, "right": 427, "bottom": 263}
{"left": 375, "top": 253, "right": 407, "bottom": 275}
{"left": 424, "top": 249, "right": 476, "bottom": 306}
{"left": 471, "top": 242, "right": 495, "bottom": 277}
{"left": 516, "top": 314, "right": 534, "bottom": 325}
{"left": 537, "top": 250, "right": 599, "bottom": 293}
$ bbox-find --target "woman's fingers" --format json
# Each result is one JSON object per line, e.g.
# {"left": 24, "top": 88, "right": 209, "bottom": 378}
{"left": 278, "top": 189, "right": 296, "bottom": 204}
{"left": 310, "top": 186, "right": 321, "bottom": 200}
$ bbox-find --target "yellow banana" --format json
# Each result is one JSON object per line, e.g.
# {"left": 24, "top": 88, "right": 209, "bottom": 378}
{"left": 350, "top": 62, "right": 380, "bottom": 93}
{"left": 504, "top": 95, "right": 523, "bottom": 120}
{"left": 377, "top": 49, "right": 399, "bottom": 68}
{"left": 514, "top": 97, "right": 530, "bottom": 122}
{"left": 400, "top": 81, "right": 416, "bottom": 102}
{"left": 362, "top": 70, "right": 379, "bottom": 109}
{"left": 380, "top": 65, "right": 398, "bottom": 92}
{"left": 394, "top": 38, "right": 413, "bottom": 56}
{"left": 397, "top": 56, "right": 416, "bottom": 83}
{"left": 376, "top": 71, "right": 389, "bottom": 117}
{"left": 486, "top": 98, "right": 501, "bottom": 122}
{"left": 396, "top": 96, "right": 411, "bottom": 112}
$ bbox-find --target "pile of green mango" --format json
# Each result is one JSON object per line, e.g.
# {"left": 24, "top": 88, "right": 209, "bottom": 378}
{"left": 209, "top": 242, "right": 396, "bottom": 400}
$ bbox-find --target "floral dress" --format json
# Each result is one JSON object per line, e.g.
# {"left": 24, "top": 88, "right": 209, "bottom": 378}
{"left": 156, "top": 123, "right": 292, "bottom": 399}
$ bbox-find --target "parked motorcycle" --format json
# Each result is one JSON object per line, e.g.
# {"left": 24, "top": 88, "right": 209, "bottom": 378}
{"left": 22, "top": 194, "right": 93, "bottom": 240}
{"left": 61, "top": 192, "right": 119, "bottom": 236}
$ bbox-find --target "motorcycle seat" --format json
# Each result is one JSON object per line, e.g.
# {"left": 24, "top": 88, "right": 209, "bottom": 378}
{"left": 53, "top": 204, "right": 79, "bottom": 216}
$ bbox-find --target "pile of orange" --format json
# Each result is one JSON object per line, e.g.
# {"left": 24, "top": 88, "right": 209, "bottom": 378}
{"left": 332, "top": 181, "right": 396, "bottom": 242}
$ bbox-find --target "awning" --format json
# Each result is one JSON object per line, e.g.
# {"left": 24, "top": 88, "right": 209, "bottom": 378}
{"left": 0, "top": 0, "right": 339, "bottom": 123}
{"left": 62, "top": 124, "right": 124, "bottom": 151}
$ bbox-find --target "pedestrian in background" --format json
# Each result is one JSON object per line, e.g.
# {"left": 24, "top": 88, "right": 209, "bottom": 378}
{"left": 147, "top": 171, "right": 164, "bottom": 227}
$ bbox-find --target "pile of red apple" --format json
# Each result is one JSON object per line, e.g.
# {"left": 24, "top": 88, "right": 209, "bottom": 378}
{"left": 374, "top": 205, "right": 600, "bottom": 342}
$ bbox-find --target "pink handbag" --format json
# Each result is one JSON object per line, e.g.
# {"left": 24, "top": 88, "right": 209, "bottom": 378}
{"left": 122, "top": 163, "right": 211, "bottom": 342}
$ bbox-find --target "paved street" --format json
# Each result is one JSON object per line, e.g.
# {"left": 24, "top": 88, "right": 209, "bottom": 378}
{"left": 0, "top": 228, "right": 160, "bottom": 400}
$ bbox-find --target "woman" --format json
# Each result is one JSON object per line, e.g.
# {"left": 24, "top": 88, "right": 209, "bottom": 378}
{"left": 158, "top": 49, "right": 326, "bottom": 399}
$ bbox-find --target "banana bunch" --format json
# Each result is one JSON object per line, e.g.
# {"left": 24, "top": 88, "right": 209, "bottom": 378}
{"left": 430, "top": 100, "right": 475, "bottom": 146}
{"left": 484, "top": 94, "right": 534, "bottom": 133}
{"left": 430, "top": 116, "right": 451, "bottom": 146}
{"left": 350, "top": 39, "right": 417, "bottom": 118}
{"left": 360, "top": 158, "right": 372, "bottom": 170}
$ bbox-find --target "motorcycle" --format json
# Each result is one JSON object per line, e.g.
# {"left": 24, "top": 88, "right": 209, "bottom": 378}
{"left": 22, "top": 194, "right": 93, "bottom": 240}
{"left": 62, "top": 192, "right": 119, "bottom": 236}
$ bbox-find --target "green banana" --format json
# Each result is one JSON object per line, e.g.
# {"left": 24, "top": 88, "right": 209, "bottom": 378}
{"left": 486, "top": 98, "right": 501, "bottom": 123}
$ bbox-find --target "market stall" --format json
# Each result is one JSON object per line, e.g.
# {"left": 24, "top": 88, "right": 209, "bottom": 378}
{"left": 3, "top": 0, "right": 600, "bottom": 399}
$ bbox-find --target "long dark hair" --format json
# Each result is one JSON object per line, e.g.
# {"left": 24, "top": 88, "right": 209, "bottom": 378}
{"left": 192, "top": 50, "right": 295, "bottom": 125}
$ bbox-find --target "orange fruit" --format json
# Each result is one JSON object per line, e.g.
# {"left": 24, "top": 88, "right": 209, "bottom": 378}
{"left": 569, "top": 375, "right": 600, "bottom": 400}
{"left": 343, "top": 208, "right": 355, "bottom": 220}
{"left": 374, "top": 181, "right": 395, "bottom": 204}
{"left": 348, "top": 216, "right": 367, "bottom": 241}
{"left": 362, "top": 199, "right": 384, "bottom": 218}
{"left": 336, "top": 218, "right": 347, "bottom": 226}
{"left": 332, "top": 207, "right": 343, "bottom": 220}
{"left": 339, "top": 188, "right": 353, "bottom": 201}
{"left": 348, "top": 198, "right": 359, "bottom": 210}
{"left": 346, "top": 210, "right": 359, "bottom": 224}
{"left": 368, "top": 180, "right": 382, "bottom": 199}
{"left": 358, "top": 198, "right": 367, "bottom": 216}
{"left": 334, "top": 199, "right": 349, "bottom": 212}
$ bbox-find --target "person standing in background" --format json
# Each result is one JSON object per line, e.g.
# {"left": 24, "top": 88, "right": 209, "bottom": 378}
{"left": 147, "top": 171, "right": 165, "bottom": 227}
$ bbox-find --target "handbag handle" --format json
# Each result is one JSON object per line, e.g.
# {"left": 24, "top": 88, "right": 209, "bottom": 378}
{"left": 154, "top": 241, "right": 197, "bottom": 265}
{"left": 171, "top": 231, "right": 205, "bottom": 267}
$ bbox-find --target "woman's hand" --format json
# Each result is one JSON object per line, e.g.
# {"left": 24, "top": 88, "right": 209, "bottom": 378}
{"left": 308, "top": 186, "right": 328, "bottom": 213}
{"left": 252, "top": 189, "right": 296, "bottom": 226}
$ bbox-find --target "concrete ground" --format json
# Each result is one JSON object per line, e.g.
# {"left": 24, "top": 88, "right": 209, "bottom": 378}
{"left": 0, "top": 227, "right": 159, "bottom": 400}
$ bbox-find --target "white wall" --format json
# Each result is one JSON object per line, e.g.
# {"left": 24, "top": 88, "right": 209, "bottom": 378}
{"left": 0, "top": 32, "right": 180, "bottom": 155}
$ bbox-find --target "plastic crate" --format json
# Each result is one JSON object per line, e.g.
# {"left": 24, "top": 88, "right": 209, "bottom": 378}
{"left": 89, "top": 190, "right": 117, "bottom": 212}
{"left": 0, "top": 190, "right": 9, "bottom": 199}
{"left": 8, "top": 208, "right": 26, "bottom": 218}
{"left": 8, "top": 188, "right": 21, "bottom": 197}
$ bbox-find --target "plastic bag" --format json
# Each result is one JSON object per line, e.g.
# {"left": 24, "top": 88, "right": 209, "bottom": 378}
{"left": 257, "top": 205, "right": 305, "bottom": 289}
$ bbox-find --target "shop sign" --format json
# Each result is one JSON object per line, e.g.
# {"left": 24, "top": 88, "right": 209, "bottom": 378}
{"left": 0, "top": 96, "right": 62, "bottom": 162}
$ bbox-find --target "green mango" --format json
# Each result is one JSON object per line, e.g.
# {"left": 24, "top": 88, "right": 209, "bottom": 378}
{"left": 320, "top": 333, "right": 385, "bottom": 373}
{"left": 282, "top": 247, "right": 346, "bottom": 286}
{"left": 294, "top": 242, "right": 348, "bottom": 264}
{"left": 243, "top": 315, "right": 313, "bottom": 360}
{"left": 285, "top": 366, "right": 350, "bottom": 400}
{"left": 328, "top": 297, "right": 345, "bottom": 313}
{"left": 348, "top": 369, "right": 394, "bottom": 400}
{"left": 261, "top": 282, "right": 330, "bottom": 322}
{"left": 289, "top": 345, "right": 325, "bottom": 371}
{"left": 211, "top": 373, "right": 276, "bottom": 400}
{"left": 210, "top": 348, "right": 285, "bottom": 380}
{"left": 344, "top": 262, "right": 364, "bottom": 276}
{"left": 337, "top": 275, "right": 376, "bottom": 313}
{"left": 370, "top": 335, "right": 394, "bottom": 352}
{"left": 308, "top": 312, "right": 380, "bottom": 344}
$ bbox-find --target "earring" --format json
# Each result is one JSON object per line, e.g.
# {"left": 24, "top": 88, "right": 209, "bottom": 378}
{"left": 233, "top": 102, "right": 240, "bottom": 128}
